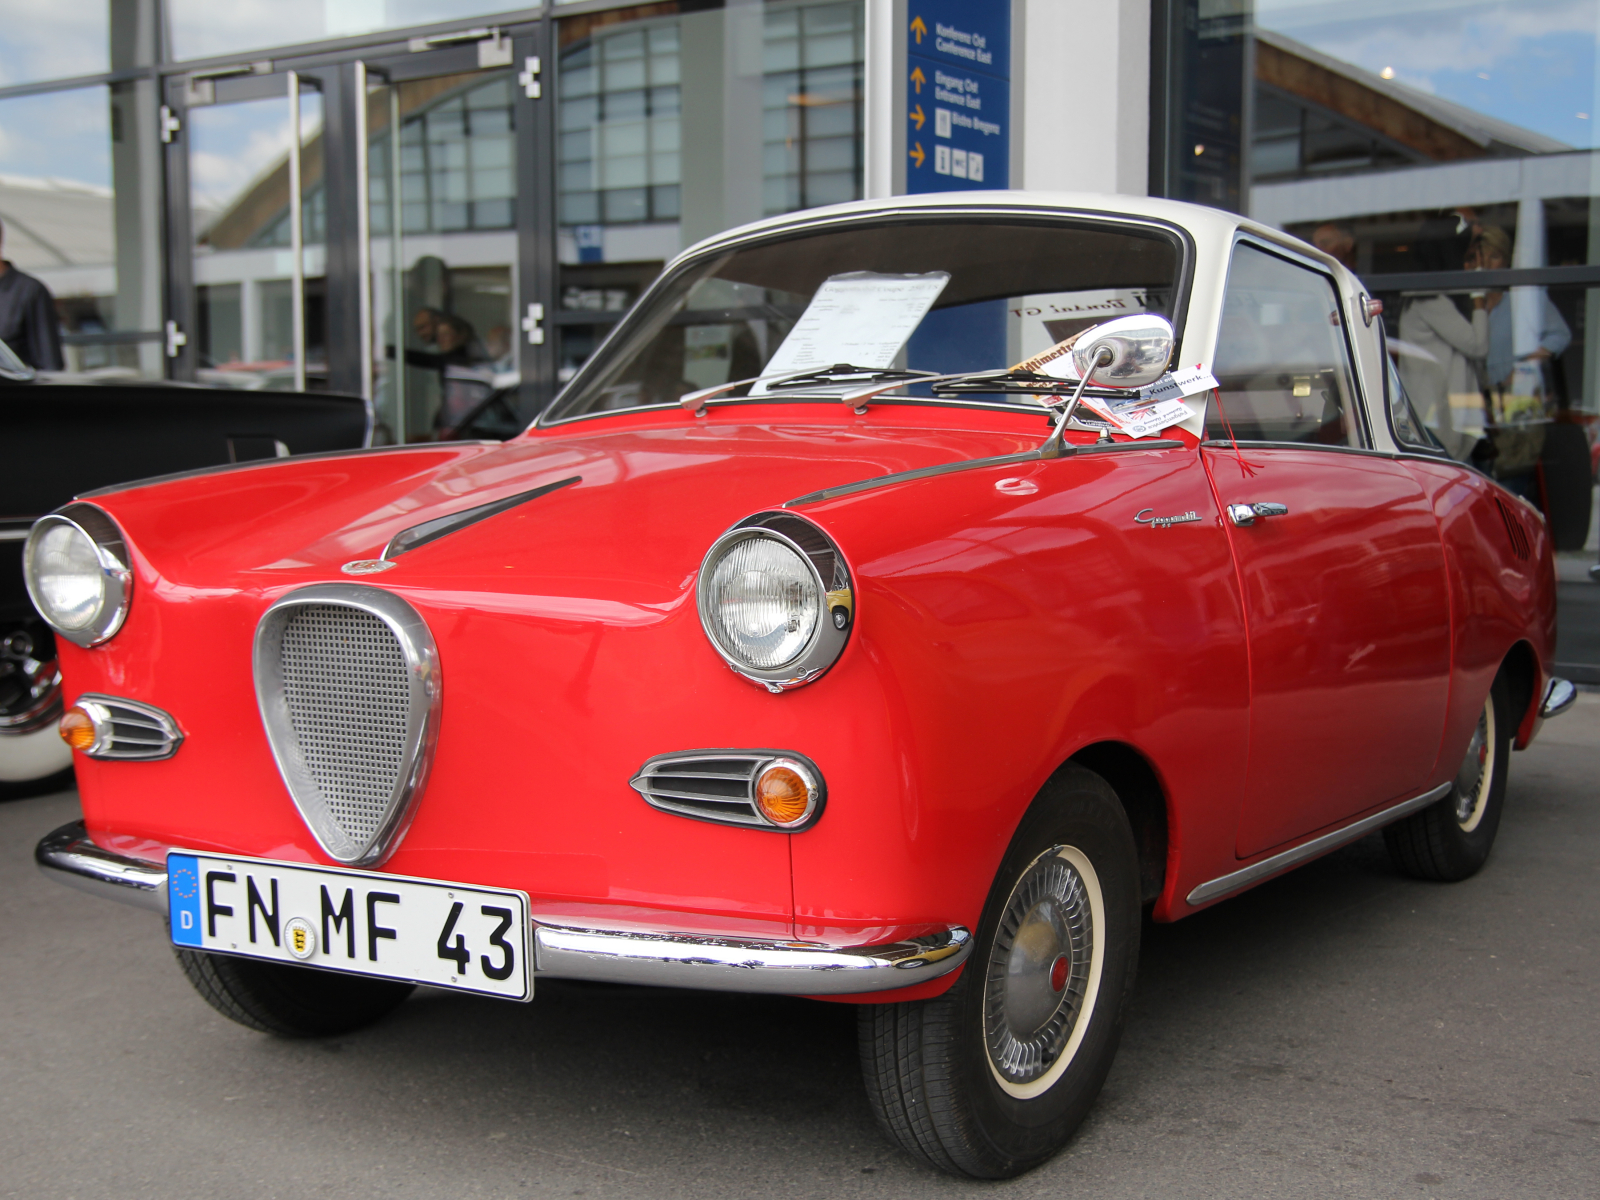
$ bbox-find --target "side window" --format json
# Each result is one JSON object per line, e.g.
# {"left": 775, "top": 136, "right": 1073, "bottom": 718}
{"left": 1206, "top": 242, "right": 1363, "bottom": 447}
{"left": 1386, "top": 345, "right": 1447, "bottom": 453}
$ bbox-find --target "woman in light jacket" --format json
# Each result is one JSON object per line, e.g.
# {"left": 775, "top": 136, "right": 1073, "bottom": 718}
{"left": 1397, "top": 234, "right": 1489, "bottom": 460}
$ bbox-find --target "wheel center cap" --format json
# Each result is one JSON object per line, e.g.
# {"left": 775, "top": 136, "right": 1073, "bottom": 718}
{"left": 1049, "top": 953, "right": 1069, "bottom": 993}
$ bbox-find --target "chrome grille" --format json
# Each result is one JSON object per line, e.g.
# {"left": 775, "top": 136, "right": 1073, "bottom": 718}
{"left": 630, "top": 750, "right": 825, "bottom": 830}
{"left": 280, "top": 605, "right": 411, "bottom": 848}
{"left": 254, "top": 585, "right": 440, "bottom": 866}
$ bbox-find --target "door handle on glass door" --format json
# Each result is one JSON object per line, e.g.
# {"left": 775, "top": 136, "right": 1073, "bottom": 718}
{"left": 1228, "top": 502, "right": 1289, "bottom": 527}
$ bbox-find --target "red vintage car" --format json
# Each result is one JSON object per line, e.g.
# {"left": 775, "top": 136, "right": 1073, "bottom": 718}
{"left": 30, "top": 194, "right": 1574, "bottom": 1179}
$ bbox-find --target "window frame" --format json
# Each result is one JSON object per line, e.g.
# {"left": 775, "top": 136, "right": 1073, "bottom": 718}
{"left": 1206, "top": 233, "right": 1374, "bottom": 451}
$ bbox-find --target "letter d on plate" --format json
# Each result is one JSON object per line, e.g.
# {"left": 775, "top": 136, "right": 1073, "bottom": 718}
{"left": 168, "top": 854, "right": 203, "bottom": 946}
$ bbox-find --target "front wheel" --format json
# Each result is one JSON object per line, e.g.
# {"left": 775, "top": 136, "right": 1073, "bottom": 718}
{"left": 858, "top": 765, "right": 1141, "bottom": 1178}
{"left": 1384, "top": 673, "right": 1511, "bottom": 882}
{"left": 174, "top": 948, "right": 415, "bottom": 1037}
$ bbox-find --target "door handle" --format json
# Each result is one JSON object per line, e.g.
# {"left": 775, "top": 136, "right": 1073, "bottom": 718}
{"left": 1228, "top": 502, "right": 1289, "bottom": 527}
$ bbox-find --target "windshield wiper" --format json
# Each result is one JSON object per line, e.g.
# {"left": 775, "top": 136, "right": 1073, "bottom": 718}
{"left": 679, "top": 364, "right": 940, "bottom": 415}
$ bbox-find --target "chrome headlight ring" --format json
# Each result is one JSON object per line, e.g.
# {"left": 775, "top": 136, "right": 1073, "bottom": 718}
{"left": 23, "top": 504, "right": 134, "bottom": 648}
{"left": 696, "top": 512, "right": 853, "bottom": 692}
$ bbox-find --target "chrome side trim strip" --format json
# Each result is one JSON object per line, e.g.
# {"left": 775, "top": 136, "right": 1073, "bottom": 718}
{"left": 533, "top": 923, "right": 972, "bottom": 994}
{"left": 785, "top": 440, "right": 1185, "bottom": 508}
{"left": 35, "top": 820, "right": 168, "bottom": 915}
{"left": 1185, "top": 782, "right": 1452, "bottom": 907}
{"left": 1541, "top": 677, "right": 1576, "bottom": 720}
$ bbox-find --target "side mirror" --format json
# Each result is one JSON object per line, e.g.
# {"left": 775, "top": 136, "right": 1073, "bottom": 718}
{"left": 1071, "top": 314, "right": 1175, "bottom": 390}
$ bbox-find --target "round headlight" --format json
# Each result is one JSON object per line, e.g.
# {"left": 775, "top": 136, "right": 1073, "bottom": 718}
{"left": 696, "top": 514, "right": 853, "bottom": 691}
{"left": 705, "top": 537, "right": 820, "bottom": 669}
{"left": 30, "top": 523, "right": 104, "bottom": 630}
{"left": 24, "top": 505, "right": 133, "bottom": 648}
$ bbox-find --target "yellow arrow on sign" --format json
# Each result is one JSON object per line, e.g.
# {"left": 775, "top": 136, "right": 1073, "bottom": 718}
{"left": 909, "top": 104, "right": 925, "bottom": 130}
{"left": 910, "top": 15, "right": 927, "bottom": 43}
{"left": 909, "top": 142, "right": 926, "bottom": 168}
{"left": 910, "top": 65, "right": 926, "bottom": 93}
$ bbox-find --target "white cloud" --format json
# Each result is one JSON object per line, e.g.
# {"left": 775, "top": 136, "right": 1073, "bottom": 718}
{"left": 1259, "top": 0, "right": 1596, "bottom": 79}
{"left": 0, "top": 0, "right": 109, "bottom": 86}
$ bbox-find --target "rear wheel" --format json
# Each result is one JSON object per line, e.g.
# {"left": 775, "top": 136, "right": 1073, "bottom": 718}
{"left": 1384, "top": 673, "right": 1511, "bottom": 882}
{"left": 174, "top": 948, "right": 414, "bottom": 1037}
{"left": 858, "top": 765, "right": 1140, "bottom": 1178}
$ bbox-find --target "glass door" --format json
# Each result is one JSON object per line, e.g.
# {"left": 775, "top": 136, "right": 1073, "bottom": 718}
{"left": 179, "top": 73, "right": 327, "bottom": 390}
{"left": 362, "top": 47, "right": 530, "bottom": 443}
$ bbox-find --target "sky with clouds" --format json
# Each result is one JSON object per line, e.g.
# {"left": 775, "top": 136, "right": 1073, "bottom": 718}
{"left": 1258, "top": 0, "right": 1600, "bottom": 149}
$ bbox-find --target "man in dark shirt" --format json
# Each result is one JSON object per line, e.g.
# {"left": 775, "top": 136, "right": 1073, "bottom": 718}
{"left": 0, "top": 218, "right": 65, "bottom": 370}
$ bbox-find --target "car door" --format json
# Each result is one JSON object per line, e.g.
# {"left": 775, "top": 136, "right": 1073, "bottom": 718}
{"left": 1203, "top": 240, "right": 1452, "bottom": 859}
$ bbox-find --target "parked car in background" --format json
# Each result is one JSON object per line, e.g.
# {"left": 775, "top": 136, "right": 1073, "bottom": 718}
{"left": 0, "top": 337, "right": 369, "bottom": 795}
{"left": 31, "top": 194, "right": 1573, "bottom": 1178}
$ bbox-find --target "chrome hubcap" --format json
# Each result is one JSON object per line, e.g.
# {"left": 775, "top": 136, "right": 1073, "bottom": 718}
{"left": 984, "top": 848, "right": 1095, "bottom": 1088}
{"left": 1453, "top": 696, "right": 1494, "bottom": 832}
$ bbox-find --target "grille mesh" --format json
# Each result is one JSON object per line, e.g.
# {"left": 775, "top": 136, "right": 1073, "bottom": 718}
{"left": 280, "top": 604, "right": 411, "bottom": 847}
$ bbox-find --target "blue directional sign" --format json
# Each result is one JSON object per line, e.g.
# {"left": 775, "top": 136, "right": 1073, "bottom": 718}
{"left": 906, "top": 1, "right": 1010, "bottom": 194}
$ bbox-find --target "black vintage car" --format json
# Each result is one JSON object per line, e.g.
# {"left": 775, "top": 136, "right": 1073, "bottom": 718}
{"left": 1, "top": 336, "right": 371, "bottom": 795}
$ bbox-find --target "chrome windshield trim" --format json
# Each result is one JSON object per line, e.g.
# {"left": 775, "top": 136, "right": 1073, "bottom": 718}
{"left": 539, "top": 204, "right": 1196, "bottom": 429}
{"left": 785, "top": 440, "right": 1187, "bottom": 507}
{"left": 533, "top": 922, "right": 972, "bottom": 994}
{"left": 1185, "top": 781, "right": 1452, "bottom": 907}
{"left": 35, "top": 820, "right": 168, "bottom": 915}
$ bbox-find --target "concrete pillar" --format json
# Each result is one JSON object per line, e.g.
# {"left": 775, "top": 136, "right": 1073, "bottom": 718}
{"left": 1014, "top": 0, "right": 1149, "bottom": 196}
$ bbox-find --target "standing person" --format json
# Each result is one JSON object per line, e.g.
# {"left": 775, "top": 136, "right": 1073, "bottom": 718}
{"left": 1397, "top": 232, "right": 1489, "bottom": 460}
{"left": 0, "top": 218, "right": 64, "bottom": 370}
{"left": 1471, "top": 224, "right": 1570, "bottom": 400}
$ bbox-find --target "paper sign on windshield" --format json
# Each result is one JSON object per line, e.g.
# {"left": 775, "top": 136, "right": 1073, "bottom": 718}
{"left": 754, "top": 271, "right": 951, "bottom": 392}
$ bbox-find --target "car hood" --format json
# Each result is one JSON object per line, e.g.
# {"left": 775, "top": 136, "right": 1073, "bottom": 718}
{"left": 88, "top": 410, "right": 1048, "bottom": 595}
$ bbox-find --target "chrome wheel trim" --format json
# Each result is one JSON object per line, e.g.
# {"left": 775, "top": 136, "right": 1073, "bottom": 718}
{"left": 1454, "top": 695, "right": 1495, "bottom": 834}
{"left": 983, "top": 844, "right": 1106, "bottom": 1101}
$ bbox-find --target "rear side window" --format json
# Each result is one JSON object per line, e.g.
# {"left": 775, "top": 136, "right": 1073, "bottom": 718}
{"left": 1206, "top": 242, "right": 1363, "bottom": 447}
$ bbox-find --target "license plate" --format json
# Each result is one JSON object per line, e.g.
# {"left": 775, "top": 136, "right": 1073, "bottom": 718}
{"left": 167, "top": 852, "right": 532, "bottom": 1001}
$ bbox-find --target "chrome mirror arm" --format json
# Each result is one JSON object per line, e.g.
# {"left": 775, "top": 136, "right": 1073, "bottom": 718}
{"left": 1041, "top": 346, "right": 1114, "bottom": 455}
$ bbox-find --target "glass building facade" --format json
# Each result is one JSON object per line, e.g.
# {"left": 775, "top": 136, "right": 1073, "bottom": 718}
{"left": 0, "top": 0, "right": 864, "bottom": 436}
{"left": 1150, "top": 0, "right": 1599, "bottom": 679}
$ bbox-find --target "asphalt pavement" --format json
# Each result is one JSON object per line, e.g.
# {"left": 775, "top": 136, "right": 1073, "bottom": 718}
{"left": 3, "top": 697, "right": 1597, "bottom": 1199}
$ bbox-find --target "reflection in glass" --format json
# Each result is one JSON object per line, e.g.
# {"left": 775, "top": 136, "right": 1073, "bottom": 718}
{"left": 0, "top": 0, "right": 109, "bottom": 88}
{"left": 554, "top": 0, "right": 865, "bottom": 392}
{"left": 0, "top": 84, "right": 162, "bottom": 377}
{"left": 546, "top": 219, "right": 1180, "bottom": 422}
{"left": 189, "top": 87, "right": 326, "bottom": 390}
{"left": 167, "top": 0, "right": 526, "bottom": 62}
{"left": 367, "top": 71, "right": 518, "bottom": 444}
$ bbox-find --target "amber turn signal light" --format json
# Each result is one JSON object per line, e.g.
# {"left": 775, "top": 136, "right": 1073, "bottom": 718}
{"left": 59, "top": 705, "right": 99, "bottom": 753}
{"left": 754, "top": 759, "right": 818, "bottom": 828}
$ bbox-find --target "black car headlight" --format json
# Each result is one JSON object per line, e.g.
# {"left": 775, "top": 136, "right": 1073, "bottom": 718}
{"left": 696, "top": 513, "right": 853, "bottom": 692}
{"left": 24, "top": 504, "right": 133, "bottom": 648}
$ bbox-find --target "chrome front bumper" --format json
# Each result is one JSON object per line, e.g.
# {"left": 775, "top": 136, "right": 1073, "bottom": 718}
{"left": 35, "top": 821, "right": 970, "bottom": 996}
{"left": 1541, "top": 676, "right": 1577, "bottom": 720}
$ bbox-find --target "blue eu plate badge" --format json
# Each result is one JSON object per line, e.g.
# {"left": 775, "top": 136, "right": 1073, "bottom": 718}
{"left": 168, "top": 853, "right": 203, "bottom": 946}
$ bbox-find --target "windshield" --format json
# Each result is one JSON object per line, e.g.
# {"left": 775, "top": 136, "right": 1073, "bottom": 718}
{"left": 544, "top": 215, "right": 1185, "bottom": 421}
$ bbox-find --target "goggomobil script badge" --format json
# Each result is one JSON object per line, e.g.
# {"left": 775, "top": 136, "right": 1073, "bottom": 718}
{"left": 1134, "top": 508, "right": 1202, "bottom": 529}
